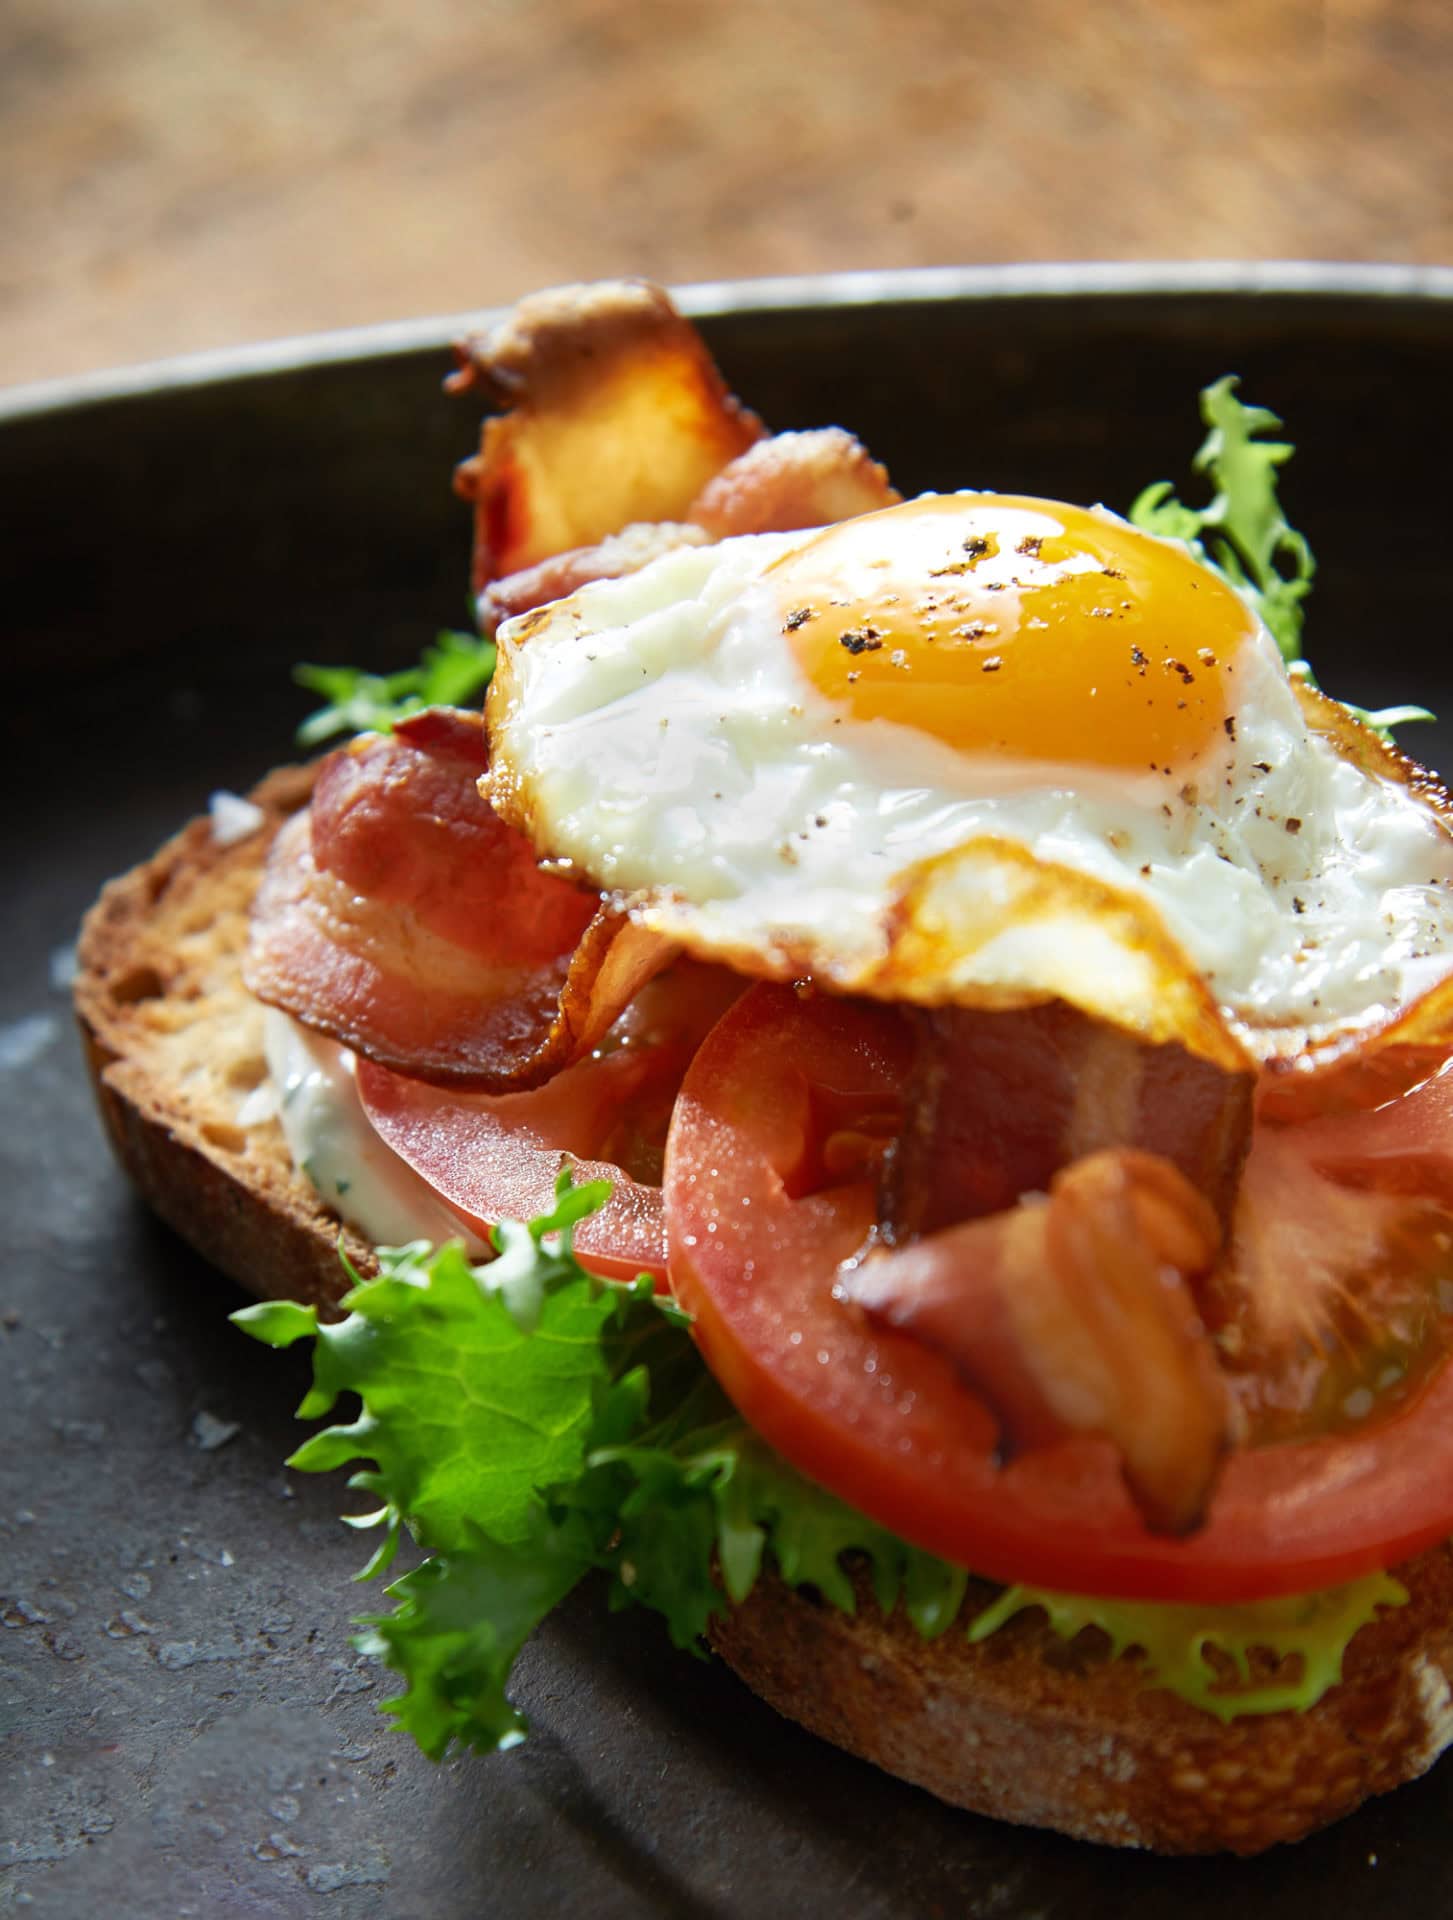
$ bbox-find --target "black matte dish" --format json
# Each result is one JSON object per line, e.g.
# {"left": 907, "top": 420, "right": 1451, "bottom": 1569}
{"left": 4, "top": 266, "right": 1453, "bottom": 1917}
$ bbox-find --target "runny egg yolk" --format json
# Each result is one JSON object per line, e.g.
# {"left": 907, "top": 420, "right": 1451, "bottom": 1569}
{"left": 771, "top": 494, "right": 1256, "bottom": 775}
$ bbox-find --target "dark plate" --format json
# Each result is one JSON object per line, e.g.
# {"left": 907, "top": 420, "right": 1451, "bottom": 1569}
{"left": 3, "top": 265, "right": 1453, "bottom": 1918}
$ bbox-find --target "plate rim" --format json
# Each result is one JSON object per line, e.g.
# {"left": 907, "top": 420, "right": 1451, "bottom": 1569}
{"left": 3, "top": 259, "right": 1452, "bottom": 427}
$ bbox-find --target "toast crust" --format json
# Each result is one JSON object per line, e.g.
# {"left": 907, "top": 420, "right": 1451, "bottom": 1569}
{"left": 709, "top": 1556, "right": 1453, "bottom": 1853}
{"left": 74, "top": 765, "right": 370, "bottom": 1313}
{"left": 74, "top": 771, "right": 1453, "bottom": 1851}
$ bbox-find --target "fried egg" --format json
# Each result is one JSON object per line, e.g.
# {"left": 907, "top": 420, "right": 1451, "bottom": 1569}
{"left": 484, "top": 494, "right": 1453, "bottom": 1073}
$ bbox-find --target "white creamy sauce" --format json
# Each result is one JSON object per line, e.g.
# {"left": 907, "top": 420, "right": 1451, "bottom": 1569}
{"left": 209, "top": 789, "right": 267, "bottom": 847}
{"left": 261, "top": 1008, "right": 485, "bottom": 1252}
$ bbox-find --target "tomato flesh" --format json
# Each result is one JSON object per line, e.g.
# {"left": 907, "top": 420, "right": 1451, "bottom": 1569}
{"left": 663, "top": 982, "right": 1453, "bottom": 1602}
{"left": 359, "top": 960, "right": 743, "bottom": 1282}
{"left": 1289, "top": 1054, "right": 1453, "bottom": 1203}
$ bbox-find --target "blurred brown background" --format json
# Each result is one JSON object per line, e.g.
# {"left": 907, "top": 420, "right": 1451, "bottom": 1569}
{"left": 3, "top": 0, "right": 1449, "bottom": 388}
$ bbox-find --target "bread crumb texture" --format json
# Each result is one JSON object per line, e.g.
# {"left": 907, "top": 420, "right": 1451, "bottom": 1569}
{"left": 74, "top": 765, "right": 371, "bottom": 1313}
{"left": 710, "top": 1550, "right": 1453, "bottom": 1852}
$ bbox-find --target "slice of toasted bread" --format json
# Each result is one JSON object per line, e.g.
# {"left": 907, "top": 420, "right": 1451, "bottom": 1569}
{"left": 74, "top": 776, "right": 1453, "bottom": 1853}
{"left": 710, "top": 1557, "right": 1453, "bottom": 1854}
{"left": 74, "top": 764, "right": 371, "bottom": 1313}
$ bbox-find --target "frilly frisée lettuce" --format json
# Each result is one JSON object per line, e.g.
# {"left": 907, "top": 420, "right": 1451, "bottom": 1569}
{"left": 234, "top": 1176, "right": 1410, "bottom": 1761}
{"left": 1129, "top": 374, "right": 1317, "bottom": 665}
{"left": 1129, "top": 375, "right": 1432, "bottom": 738}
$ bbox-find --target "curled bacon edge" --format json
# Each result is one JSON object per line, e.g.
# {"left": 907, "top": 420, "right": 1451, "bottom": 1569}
{"left": 244, "top": 710, "right": 676, "bottom": 1093}
{"left": 846, "top": 1148, "right": 1232, "bottom": 1537}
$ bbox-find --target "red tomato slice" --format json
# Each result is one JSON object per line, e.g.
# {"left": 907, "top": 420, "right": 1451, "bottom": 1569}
{"left": 358, "top": 961, "right": 744, "bottom": 1283}
{"left": 1291, "top": 1056, "right": 1453, "bottom": 1204}
{"left": 1202, "top": 1075, "right": 1453, "bottom": 1445}
{"left": 663, "top": 982, "right": 1453, "bottom": 1603}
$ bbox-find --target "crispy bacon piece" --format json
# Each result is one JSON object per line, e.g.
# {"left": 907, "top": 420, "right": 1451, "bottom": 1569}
{"left": 686, "top": 428, "right": 899, "bottom": 539}
{"left": 881, "top": 1002, "right": 1254, "bottom": 1240}
{"left": 244, "top": 708, "right": 674, "bottom": 1089}
{"left": 856, "top": 1002, "right": 1248, "bottom": 1533}
{"left": 477, "top": 430, "right": 900, "bottom": 628}
{"left": 454, "top": 283, "right": 900, "bottom": 630}
{"left": 307, "top": 708, "right": 590, "bottom": 958}
{"left": 478, "top": 521, "right": 714, "bottom": 630}
{"left": 847, "top": 1149, "right": 1230, "bottom": 1536}
{"left": 451, "top": 281, "right": 763, "bottom": 594}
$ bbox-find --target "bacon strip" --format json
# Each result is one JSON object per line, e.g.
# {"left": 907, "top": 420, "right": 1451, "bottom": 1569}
{"left": 308, "top": 707, "right": 592, "bottom": 961}
{"left": 686, "top": 428, "right": 899, "bottom": 538}
{"left": 478, "top": 522, "right": 713, "bottom": 630}
{"left": 881, "top": 1002, "right": 1254, "bottom": 1240}
{"left": 453, "top": 283, "right": 901, "bottom": 630}
{"left": 476, "top": 429, "right": 900, "bottom": 630}
{"left": 847, "top": 1149, "right": 1230, "bottom": 1536}
{"left": 679, "top": 426, "right": 894, "bottom": 537}
{"left": 244, "top": 708, "right": 674, "bottom": 1089}
{"left": 450, "top": 280, "right": 763, "bottom": 594}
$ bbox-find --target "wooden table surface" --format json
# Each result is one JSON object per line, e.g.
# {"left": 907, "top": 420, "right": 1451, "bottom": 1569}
{"left": 2, "top": 0, "right": 1449, "bottom": 389}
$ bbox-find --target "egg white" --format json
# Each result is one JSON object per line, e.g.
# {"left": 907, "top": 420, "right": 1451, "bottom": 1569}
{"left": 485, "top": 516, "right": 1453, "bottom": 1061}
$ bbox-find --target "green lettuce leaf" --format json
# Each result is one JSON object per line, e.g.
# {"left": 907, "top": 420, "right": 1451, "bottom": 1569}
{"left": 235, "top": 1179, "right": 1411, "bottom": 1756}
{"left": 232, "top": 1178, "right": 628, "bottom": 1569}
{"left": 232, "top": 1175, "right": 971, "bottom": 1748}
{"left": 967, "top": 1571, "right": 1408, "bottom": 1723}
{"left": 1130, "top": 374, "right": 1315, "bottom": 664}
{"left": 355, "top": 1523, "right": 589, "bottom": 1756}
{"left": 293, "top": 628, "right": 497, "bottom": 747}
{"left": 1129, "top": 376, "right": 1431, "bottom": 740}
{"left": 567, "top": 1401, "right": 969, "bottom": 1648}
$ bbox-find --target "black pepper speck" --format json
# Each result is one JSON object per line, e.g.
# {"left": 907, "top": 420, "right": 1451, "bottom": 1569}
{"left": 839, "top": 628, "right": 883, "bottom": 655}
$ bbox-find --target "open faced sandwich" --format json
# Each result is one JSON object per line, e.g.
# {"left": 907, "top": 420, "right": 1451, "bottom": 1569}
{"left": 75, "top": 281, "right": 1453, "bottom": 1854}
